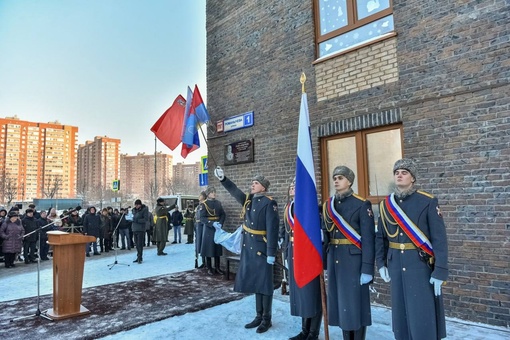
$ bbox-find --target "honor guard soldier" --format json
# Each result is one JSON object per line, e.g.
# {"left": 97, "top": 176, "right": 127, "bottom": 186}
{"left": 199, "top": 186, "right": 226, "bottom": 275}
{"left": 214, "top": 166, "right": 279, "bottom": 334}
{"left": 323, "top": 166, "right": 375, "bottom": 340}
{"left": 283, "top": 178, "right": 322, "bottom": 340}
{"left": 376, "top": 158, "right": 448, "bottom": 340}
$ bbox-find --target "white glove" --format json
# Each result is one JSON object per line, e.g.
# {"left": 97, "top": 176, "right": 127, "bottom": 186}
{"left": 429, "top": 277, "right": 443, "bottom": 296}
{"left": 214, "top": 166, "right": 225, "bottom": 181}
{"left": 266, "top": 256, "right": 275, "bottom": 265}
{"left": 278, "top": 238, "right": 283, "bottom": 249}
{"left": 212, "top": 222, "right": 222, "bottom": 229}
{"left": 379, "top": 266, "right": 391, "bottom": 282}
{"left": 360, "top": 273, "right": 373, "bottom": 285}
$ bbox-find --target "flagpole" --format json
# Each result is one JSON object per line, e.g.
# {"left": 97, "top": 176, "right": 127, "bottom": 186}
{"left": 197, "top": 123, "right": 219, "bottom": 169}
{"left": 154, "top": 135, "right": 157, "bottom": 198}
{"left": 301, "top": 72, "right": 330, "bottom": 340}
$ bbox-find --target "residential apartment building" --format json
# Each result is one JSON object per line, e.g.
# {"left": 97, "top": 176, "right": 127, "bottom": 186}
{"left": 0, "top": 116, "right": 78, "bottom": 202}
{"left": 173, "top": 162, "right": 201, "bottom": 194}
{"left": 205, "top": 1, "right": 509, "bottom": 326}
{"left": 77, "top": 136, "right": 120, "bottom": 202}
{"left": 120, "top": 152, "right": 173, "bottom": 202}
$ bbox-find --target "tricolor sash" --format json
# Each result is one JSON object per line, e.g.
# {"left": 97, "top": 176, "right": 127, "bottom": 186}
{"left": 384, "top": 193, "right": 434, "bottom": 257}
{"left": 326, "top": 197, "right": 362, "bottom": 249}
{"left": 285, "top": 201, "right": 295, "bottom": 230}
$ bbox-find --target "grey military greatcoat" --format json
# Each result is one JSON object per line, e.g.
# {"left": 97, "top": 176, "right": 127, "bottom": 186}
{"left": 199, "top": 198, "right": 226, "bottom": 257}
{"left": 323, "top": 193, "right": 375, "bottom": 331}
{"left": 376, "top": 190, "right": 448, "bottom": 340}
{"left": 221, "top": 177, "right": 279, "bottom": 296}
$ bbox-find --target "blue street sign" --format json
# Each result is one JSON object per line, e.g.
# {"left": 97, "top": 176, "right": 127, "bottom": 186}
{"left": 112, "top": 179, "right": 120, "bottom": 191}
{"left": 201, "top": 156, "right": 208, "bottom": 174}
{"left": 223, "top": 111, "right": 254, "bottom": 132}
{"left": 199, "top": 173, "right": 208, "bottom": 187}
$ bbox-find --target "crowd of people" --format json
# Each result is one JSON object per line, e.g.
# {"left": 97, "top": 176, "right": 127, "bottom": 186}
{"left": 0, "top": 157, "right": 449, "bottom": 340}
{"left": 0, "top": 199, "right": 199, "bottom": 267}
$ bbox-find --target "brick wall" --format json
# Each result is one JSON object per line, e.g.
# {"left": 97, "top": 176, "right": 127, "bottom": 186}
{"left": 206, "top": 0, "right": 510, "bottom": 327}
{"left": 316, "top": 38, "right": 399, "bottom": 100}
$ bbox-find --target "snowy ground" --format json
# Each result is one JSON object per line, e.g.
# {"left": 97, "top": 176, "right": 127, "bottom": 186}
{"left": 1, "top": 240, "right": 509, "bottom": 340}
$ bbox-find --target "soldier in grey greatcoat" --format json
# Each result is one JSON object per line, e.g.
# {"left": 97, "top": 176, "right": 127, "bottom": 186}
{"left": 322, "top": 166, "right": 375, "bottom": 340}
{"left": 153, "top": 198, "right": 170, "bottom": 255}
{"left": 282, "top": 178, "right": 322, "bottom": 340}
{"left": 376, "top": 158, "right": 448, "bottom": 340}
{"left": 194, "top": 191, "right": 207, "bottom": 268}
{"left": 214, "top": 166, "right": 279, "bottom": 334}
{"left": 199, "top": 186, "right": 226, "bottom": 275}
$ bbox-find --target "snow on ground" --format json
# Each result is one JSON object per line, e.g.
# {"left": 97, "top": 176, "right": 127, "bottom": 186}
{"left": 1, "top": 241, "right": 509, "bottom": 340}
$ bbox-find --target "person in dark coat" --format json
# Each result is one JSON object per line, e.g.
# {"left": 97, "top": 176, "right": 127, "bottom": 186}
{"left": 21, "top": 208, "right": 39, "bottom": 264}
{"left": 99, "top": 208, "right": 113, "bottom": 252}
{"left": 67, "top": 209, "right": 83, "bottom": 233}
{"left": 153, "top": 198, "right": 170, "bottom": 255}
{"left": 83, "top": 206, "right": 101, "bottom": 256}
{"left": 194, "top": 191, "right": 207, "bottom": 268}
{"left": 322, "top": 166, "right": 375, "bottom": 340}
{"left": 37, "top": 210, "right": 55, "bottom": 260}
{"left": 281, "top": 178, "right": 322, "bottom": 340}
{"left": 117, "top": 208, "right": 131, "bottom": 250}
{"left": 376, "top": 158, "right": 448, "bottom": 340}
{"left": 183, "top": 204, "right": 195, "bottom": 244}
{"left": 171, "top": 207, "right": 183, "bottom": 244}
{"left": 132, "top": 199, "right": 149, "bottom": 264}
{"left": 214, "top": 166, "right": 279, "bottom": 334}
{"left": 0, "top": 211, "right": 24, "bottom": 268}
{"left": 199, "top": 186, "right": 226, "bottom": 275}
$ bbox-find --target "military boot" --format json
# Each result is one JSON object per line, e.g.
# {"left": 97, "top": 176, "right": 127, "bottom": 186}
{"left": 353, "top": 326, "right": 367, "bottom": 340}
{"left": 256, "top": 294, "right": 273, "bottom": 333}
{"left": 305, "top": 312, "right": 322, "bottom": 340}
{"left": 245, "top": 293, "right": 263, "bottom": 329}
{"left": 214, "top": 256, "right": 224, "bottom": 275}
{"left": 289, "top": 317, "right": 310, "bottom": 340}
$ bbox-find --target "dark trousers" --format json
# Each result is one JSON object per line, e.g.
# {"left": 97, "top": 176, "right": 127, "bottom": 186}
{"left": 40, "top": 237, "right": 49, "bottom": 259}
{"left": 4, "top": 253, "right": 16, "bottom": 267}
{"left": 133, "top": 231, "right": 145, "bottom": 261}
{"left": 23, "top": 240, "right": 37, "bottom": 261}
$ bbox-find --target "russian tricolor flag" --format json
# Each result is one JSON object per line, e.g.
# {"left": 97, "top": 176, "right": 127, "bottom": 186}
{"left": 293, "top": 91, "right": 323, "bottom": 288}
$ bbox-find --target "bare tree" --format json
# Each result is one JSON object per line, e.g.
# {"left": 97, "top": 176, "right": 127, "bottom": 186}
{"left": 76, "top": 179, "right": 88, "bottom": 204}
{"left": 145, "top": 180, "right": 160, "bottom": 210}
{"left": 162, "top": 179, "right": 175, "bottom": 195}
{"left": 43, "top": 175, "right": 63, "bottom": 199}
{"left": 4, "top": 177, "right": 18, "bottom": 206}
{"left": 0, "top": 176, "right": 5, "bottom": 204}
{"left": 93, "top": 184, "right": 107, "bottom": 210}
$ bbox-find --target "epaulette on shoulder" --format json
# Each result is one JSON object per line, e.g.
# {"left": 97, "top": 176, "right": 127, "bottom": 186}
{"left": 352, "top": 193, "right": 367, "bottom": 201}
{"left": 417, "top": 190, "right": 434, "bottom": 199}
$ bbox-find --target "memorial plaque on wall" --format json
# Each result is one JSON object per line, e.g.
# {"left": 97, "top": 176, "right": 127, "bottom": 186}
{"left": 224, "top": 139, "right": 254, "bottom": 166}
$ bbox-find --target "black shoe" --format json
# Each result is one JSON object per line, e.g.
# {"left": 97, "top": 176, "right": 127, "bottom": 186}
{"left": 245, "top": 316, "right": 262, "bottom": 329}
{"left": 30, "top": 260, "right": 37, "bottom": 263}
{"left": 171, "top": 241, "right": 177, "bottom": 244}
{"left": 186, "top": 241, "right": 193, "bottom": 244}
{"left": 105, "top": 250, "right": 110, "bottom": 253}
{"left": 133, "top": 259, "right": 139, "bottom": 263}
{"left": 256, "top": 320, "right": 272, "bottom": 333}
{"left": 197, "top": 264, "right": 205, "bottom": 269}
{"left": 120, "top": 247, "right": 126, "bottom": 250}
{"left": 289, "top": 331, "right": 309, "bottom": 340}
{"left": 207, "top": 268, "right": 217, "bottom": 276}
{"left": 305, "top": 334, "right": 318, "bottom": 340}
{"left": 94, "top": 252, "right": 101, "bottom": 255}
{"left": 25, "top": 260, "right": 30, "bottom": 264}
{"left": 41, "top": 258, "right": 50, "bottom": 261}
{"left": 86, "top": 253, "right": 90, "bottom": 257}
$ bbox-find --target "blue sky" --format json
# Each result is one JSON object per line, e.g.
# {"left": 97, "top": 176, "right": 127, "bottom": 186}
{"left": 0, "top": 0, "right": 207, "bottom": 163}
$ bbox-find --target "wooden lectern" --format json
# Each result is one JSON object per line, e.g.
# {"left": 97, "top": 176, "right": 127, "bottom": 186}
{"left": 46, "top": 231, "right": 96, "bottom": 320}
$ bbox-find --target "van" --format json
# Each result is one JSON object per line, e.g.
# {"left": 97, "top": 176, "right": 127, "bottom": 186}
{"left": 158, "top": 194, "right": 199, "bottom": 211}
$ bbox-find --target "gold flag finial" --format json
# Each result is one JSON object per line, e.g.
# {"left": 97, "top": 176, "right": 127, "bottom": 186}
{"left": 300, "top": 72, "right": 306, "bottom": 93}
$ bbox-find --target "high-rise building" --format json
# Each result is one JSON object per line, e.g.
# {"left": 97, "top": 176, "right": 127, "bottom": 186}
{"left": 173, "top": 162, "right": 201, "bottom": 194}
{"left": 120, "top": 152, "right": 173, "bottom": 202}
{"left": 0, "top": 116, "right": 78, "bottom": 202}
{"left": 77, "top": 136, "right": 121, "bottom": 203}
